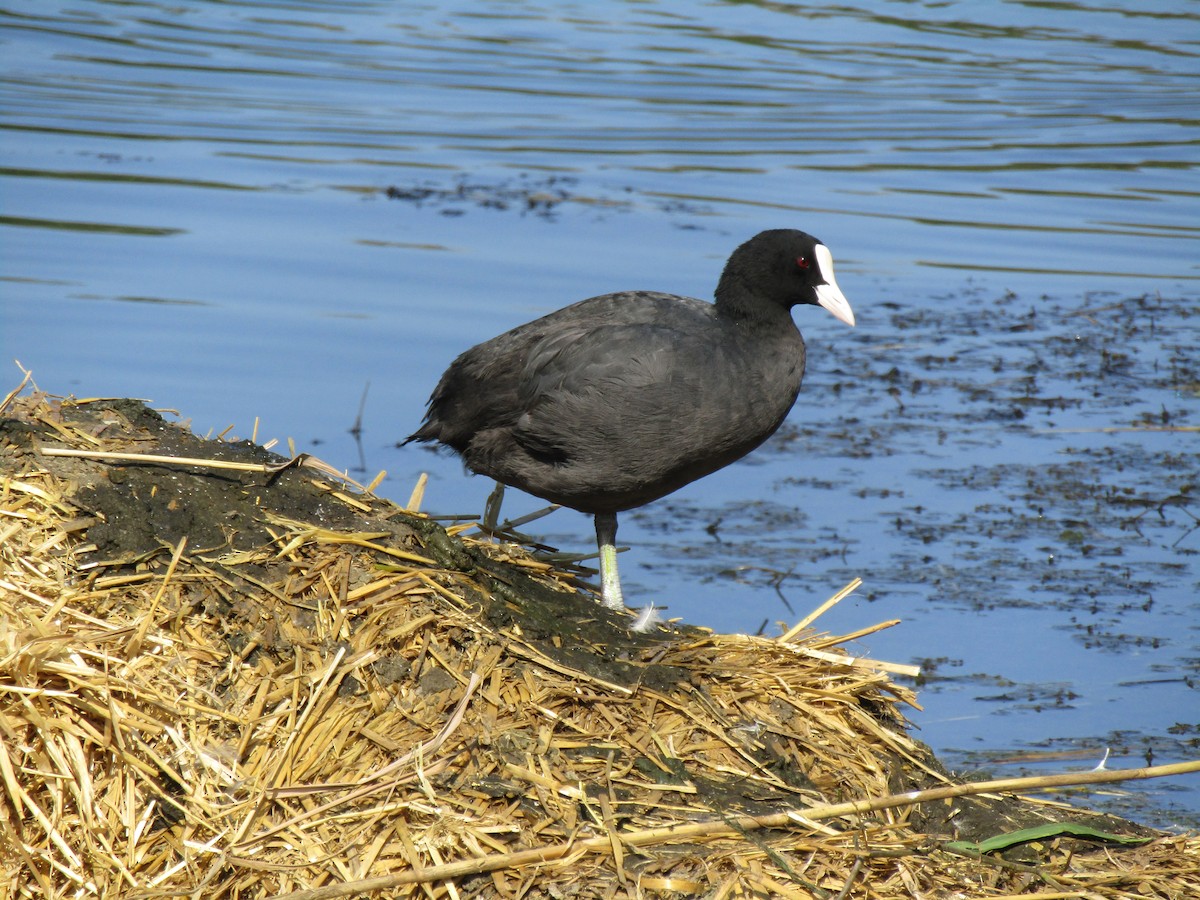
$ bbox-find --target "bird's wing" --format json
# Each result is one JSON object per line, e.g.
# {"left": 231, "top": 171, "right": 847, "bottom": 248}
{"left": 511, "top": 320, "right": 735, "bottom": 464}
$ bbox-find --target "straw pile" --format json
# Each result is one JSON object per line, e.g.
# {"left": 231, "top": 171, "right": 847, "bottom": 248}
{"left": 2, "top": 385, "right": 1198, "bottom": 899}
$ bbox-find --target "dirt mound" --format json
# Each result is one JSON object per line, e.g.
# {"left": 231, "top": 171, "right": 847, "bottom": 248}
{"left": 2, "top": 388, "right": 1195, "bottom": 898}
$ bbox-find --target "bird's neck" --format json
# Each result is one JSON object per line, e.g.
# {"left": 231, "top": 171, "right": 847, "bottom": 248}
{"left": 714, "top": 287, "right": 795, "bottom": 328}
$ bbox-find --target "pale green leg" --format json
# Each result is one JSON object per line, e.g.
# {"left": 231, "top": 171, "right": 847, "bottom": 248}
{"left": 594, "top": 512, "right": 626, "bottom": 610}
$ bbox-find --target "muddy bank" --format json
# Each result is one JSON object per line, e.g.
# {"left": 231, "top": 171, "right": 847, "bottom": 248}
{"left": 2, "top": 390, "right": 1196, "bottom": 898}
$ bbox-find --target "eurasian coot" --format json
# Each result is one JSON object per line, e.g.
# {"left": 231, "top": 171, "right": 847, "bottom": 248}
{"left": 407, "top": 229, "right": 855, "bottom": 611}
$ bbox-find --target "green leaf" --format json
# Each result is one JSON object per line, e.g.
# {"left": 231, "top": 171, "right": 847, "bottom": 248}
{"left": 946, "top": 823, "right": 1153, "bottom": 856}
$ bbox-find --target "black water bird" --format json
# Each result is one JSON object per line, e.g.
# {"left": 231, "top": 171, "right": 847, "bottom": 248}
{"left": 407, "top": 229, "right": 855, "bottom": 611}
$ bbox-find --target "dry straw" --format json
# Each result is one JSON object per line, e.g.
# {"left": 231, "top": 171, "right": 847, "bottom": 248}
{"left": 2, "top": 386, "right": 1198, "bottom": 899}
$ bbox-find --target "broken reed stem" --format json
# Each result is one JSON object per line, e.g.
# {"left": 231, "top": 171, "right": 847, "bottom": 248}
{"left": 801, "top": 644, "right": 920, "bottom": 678}
{"left": 269, "top": 759, "right": 1200, "bottom": 899}
{"left": 128, "top": 535, "right": 187, "bottom": 657}
{"left": 781, "top": 577, "right": 862, "bottom": 640}
{"left": 0, "top": 366, "right": 33, "bottom": 416}
{"left": 38, "top": 447, "right": 371, "bottom": 492}
{"left": 810, "top": 618, "right": 903, "bottom": 649}
{"left": 405, "top": 472, "right": 428, "bottom": 512}
{"left": 40, "top": 447, "right": 287, "bottom": 472}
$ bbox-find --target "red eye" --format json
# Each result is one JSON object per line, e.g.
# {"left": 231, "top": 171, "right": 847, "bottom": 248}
{"left": 795, "top": 256, "right": 810, "bottom": 270}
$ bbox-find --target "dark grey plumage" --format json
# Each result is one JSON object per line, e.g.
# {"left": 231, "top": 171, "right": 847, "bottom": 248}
{"left": 408, "top": 229, "right": 855, "bottom": 611}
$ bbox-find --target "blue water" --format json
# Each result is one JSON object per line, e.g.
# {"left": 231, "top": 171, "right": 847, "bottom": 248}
{"left": 2, "top": 0, "right": 1197, "bottom": 827}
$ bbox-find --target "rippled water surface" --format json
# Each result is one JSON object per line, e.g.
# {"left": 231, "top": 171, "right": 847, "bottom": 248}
{"left": 2, "top": 0, "right": 1198, "bottom": 826}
